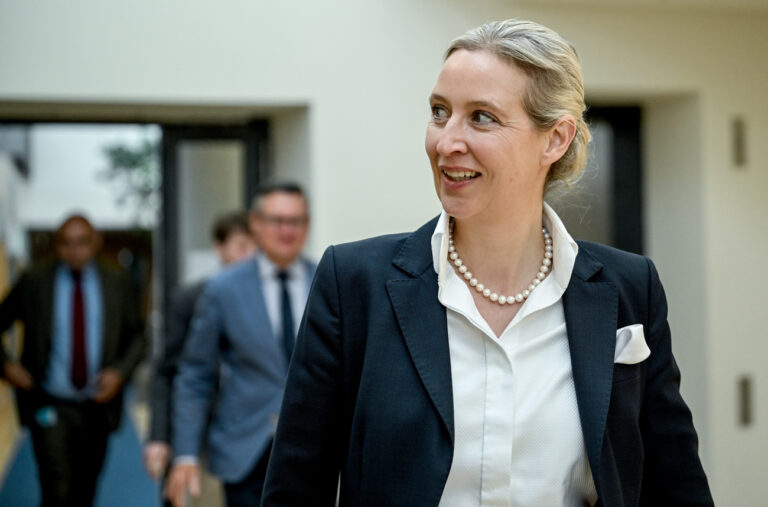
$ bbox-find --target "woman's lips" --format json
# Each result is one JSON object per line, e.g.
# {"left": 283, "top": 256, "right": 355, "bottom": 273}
{"left": 442, "top": 168, "right": 480, "bottom": 183}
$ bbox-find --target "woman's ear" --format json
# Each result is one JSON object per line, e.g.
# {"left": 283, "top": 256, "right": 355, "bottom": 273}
{"left": 542, "top": 115, "right": 576, "bottom": 167}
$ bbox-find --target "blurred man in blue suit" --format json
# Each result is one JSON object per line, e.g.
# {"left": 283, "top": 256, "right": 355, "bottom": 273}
{"left": 165, "top": 183, "right": 315, "bottom": 507}
{"left": 143, "top": 211, "right": 256, "bottom": 493}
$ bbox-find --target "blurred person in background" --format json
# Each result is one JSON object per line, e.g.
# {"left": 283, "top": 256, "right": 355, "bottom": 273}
{"left": 262, "top": 20, "right": 712, "bottom": 506}
{"left": 165, "top": 183, "right": 316, "bottom": 507}
{"left": 143, "top": 211, "right": 256, "bottom": 493}
{"left": 0, "top": 214, "right": 146, "bottom": 507}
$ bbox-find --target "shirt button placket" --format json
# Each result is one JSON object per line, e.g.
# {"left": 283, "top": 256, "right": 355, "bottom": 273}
{"left": 481, "top": 342, "right": 514, "bottom": 506}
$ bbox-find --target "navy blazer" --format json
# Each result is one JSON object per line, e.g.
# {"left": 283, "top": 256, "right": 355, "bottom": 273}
{"left": 263, "top": 217, "right": 713, "bottom": 506}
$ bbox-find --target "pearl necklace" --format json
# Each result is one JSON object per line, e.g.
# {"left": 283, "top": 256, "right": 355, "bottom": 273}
{"left": 447, "top": 217, "right": 553, "bottom": 305}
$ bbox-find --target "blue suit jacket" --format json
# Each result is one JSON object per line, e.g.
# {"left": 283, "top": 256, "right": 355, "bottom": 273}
{"left": 172, "top": 255, "right": 316, "bottom": 483}
{"left": 263, "top": 217, "right": 713, "bottom": 506}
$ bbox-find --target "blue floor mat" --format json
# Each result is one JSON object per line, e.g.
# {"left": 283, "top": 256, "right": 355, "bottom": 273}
{"left": 0, "top": 397, "right": 160, "bottom": 506}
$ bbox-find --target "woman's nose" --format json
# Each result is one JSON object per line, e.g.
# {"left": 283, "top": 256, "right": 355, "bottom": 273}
{"left": 435, "top": 119, "right": 468, "bottom": 156}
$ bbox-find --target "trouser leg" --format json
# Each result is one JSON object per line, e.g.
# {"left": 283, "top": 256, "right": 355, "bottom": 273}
{"left": 223, "top": 441, "right": 272, "bottom": 507}
{"left": 69, "top": 403, "right": 110, "bottom": 506}
{"left": 30, "top": 410, "right": 73, "bottom": 507}
{"left": 30, "top": 402, "right": 110, "bottom": 507}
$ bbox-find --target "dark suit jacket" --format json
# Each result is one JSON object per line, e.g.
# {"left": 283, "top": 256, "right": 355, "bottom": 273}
{"left": 263, "top": 217, "right": 713, "bottom": 506}
{"left": 0, "top": 259, "right": 147, "bottom": 431}
{"left": 148, "top": 280, "right": 206, "bottom": 443}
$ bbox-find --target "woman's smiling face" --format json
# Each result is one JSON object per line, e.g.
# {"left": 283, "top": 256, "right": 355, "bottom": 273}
{"left": 425, "top": 49, "right": 551, "bottom": 222}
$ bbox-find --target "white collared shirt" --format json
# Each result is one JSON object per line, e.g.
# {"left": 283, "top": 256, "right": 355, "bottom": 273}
{"left": 256, "top": 252, "right": 311, "bottom": 341}
{"left": 433, "top": 204, "right": 597, "bottom": 507}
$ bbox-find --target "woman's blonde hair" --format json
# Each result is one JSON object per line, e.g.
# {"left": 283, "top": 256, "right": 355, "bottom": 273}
{"left": 446, "top": 19, "right": 591, "bottom": 193}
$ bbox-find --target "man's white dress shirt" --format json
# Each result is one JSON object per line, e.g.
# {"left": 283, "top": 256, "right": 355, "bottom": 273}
{"left": 433, "top": 204, "right": 598, "bottom": 507}
{"left": 256, "top": 252, "right": 311, "bottom": 340}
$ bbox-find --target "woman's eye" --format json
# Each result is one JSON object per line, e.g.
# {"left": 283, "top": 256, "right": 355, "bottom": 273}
{"left": 473, "top": 111, "right": 496, "bottom": 124}
{"left": 431, "top": 105, "right": 449, "bottom": 121}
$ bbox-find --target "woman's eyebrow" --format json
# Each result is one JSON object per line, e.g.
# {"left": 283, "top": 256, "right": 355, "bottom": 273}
{"left": 429, "top": 93, "right": 448, "bottom": 103}
{"left": 467, "top": 99, "right": 503, "bottom": 111}
{"left": 429, "top": 94, "right": 502, "bottom": 112}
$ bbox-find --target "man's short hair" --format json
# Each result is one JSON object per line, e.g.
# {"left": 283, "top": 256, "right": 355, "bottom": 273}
{"left": 250, "top": 182, "right": 308, "bottom": 215}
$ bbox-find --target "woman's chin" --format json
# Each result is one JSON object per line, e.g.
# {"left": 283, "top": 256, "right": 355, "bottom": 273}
{"left": 438, "top": 198, "right": 477, "bottom": 221}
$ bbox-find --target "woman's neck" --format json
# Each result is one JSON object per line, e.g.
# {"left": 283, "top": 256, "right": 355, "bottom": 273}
{"left": 450, "top": 203, "right": 546, "bottom": 295}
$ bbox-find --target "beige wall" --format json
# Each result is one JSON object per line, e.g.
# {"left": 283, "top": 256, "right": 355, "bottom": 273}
{"left": 2, "top": 1, "right": 767, "bottom": 503}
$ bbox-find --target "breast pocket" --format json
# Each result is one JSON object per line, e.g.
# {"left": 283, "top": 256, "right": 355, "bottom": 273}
{"left": 612, "top": 362, "right": 643, "bottom": 384}
{"left": 607, "top": 364, "right": 645, "bottom": 442}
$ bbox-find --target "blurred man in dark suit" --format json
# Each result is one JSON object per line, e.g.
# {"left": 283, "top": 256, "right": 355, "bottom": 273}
{"left": 143, "top": 211, "right": 256, "bottom": 485}
{"left": 0, "top": 214, "right": 147, "bottom": 507}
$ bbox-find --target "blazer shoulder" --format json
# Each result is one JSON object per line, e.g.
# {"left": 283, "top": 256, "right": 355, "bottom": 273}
{"left": 204, "top": 257, "right": 259, "bottom": 295}
{"left": 172, "top": 279, "right": 207, "bottom": 307}
{"left": 329, "top": 216, "right": 438, "bottom": 276}
{"left": 23, "top": 259, "right": 58, "bottom": 281}
{"left": 577, "top": 240, "right": 650, "bottom": 275}
{"left": 574, "top": 240, "right": 660, "bottom": 307}
{"left": 332, "top": 232, "right": 410, "bottom": 263}
{"left": 96, "top": 259, "right": 124, "bottom": 276}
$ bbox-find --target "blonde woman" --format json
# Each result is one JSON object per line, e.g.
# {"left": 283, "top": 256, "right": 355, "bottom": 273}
{"left": 263, "top": 20, "right": 712, "bottom": 506}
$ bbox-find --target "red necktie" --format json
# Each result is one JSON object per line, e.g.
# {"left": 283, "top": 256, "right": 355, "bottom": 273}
{"left": 71, "top": 271, "right": 87, "bottom": 390}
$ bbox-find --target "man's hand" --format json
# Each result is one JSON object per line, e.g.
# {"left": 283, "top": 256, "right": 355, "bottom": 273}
{"left": 2, "top": 361, "right": 33, "bottom": 390}
{"left": 143, "top": 441, "right": 171, "bottom": 480}
{"left": 92, "top": 368, "right": 123, "bottom": 403}
{"left": 165, "top": 463, "right": 201, "bottom": 507}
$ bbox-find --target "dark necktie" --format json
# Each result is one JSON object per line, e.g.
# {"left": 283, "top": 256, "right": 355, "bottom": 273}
{"left": 276, "top": 270, "right": 295, "bottom": 364}
{"left": 71, "top": 270, "right": 87, "bottom": 390}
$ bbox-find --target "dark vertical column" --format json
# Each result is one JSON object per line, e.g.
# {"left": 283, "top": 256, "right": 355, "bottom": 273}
{"left": 160, "top": 128, "right": 180, "bottom": 316}
{"left": 244, "top": 120, "right": 270, "bottom": 206}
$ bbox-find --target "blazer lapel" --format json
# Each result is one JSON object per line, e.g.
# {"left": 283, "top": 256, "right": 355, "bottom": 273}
{"left": 386, "top": 217, "right": 454, "bottom": 443}
{"left": 242, "top": 259, "right": 285, "bottom": 367}
{"left": 562, "top": 246, "right": 618, "bottom": 495}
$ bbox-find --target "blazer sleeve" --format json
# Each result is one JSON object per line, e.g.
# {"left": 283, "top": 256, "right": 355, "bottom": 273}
{"left": 172, "top": 285, "right": 223, "bottom": 459}
{"left": 110, "top": 273, "right": 147, "bottom": 380}
{"left": 262, "top": 246, "right": 344, "bottom": 506}
{"left": 639, "top": 258, "right": 713, "bottom": 505}
{"left": 148, "top": 283, "right": 203, "bottom": 443}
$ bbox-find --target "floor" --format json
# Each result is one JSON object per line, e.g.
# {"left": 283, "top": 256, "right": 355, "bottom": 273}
{"left": 0, "top": 387, "right": 160, "bottom": 506}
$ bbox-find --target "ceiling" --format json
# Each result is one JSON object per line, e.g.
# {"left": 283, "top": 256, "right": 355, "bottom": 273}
{"left": 516, "top": 0, "right": 768, "bottom": 11}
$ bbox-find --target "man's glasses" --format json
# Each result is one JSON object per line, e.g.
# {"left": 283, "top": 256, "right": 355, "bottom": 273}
{"left": 258, "top": 215, "right": 308, "bottom": 228}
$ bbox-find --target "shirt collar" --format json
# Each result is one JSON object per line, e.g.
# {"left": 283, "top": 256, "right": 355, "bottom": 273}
{"left": 57, "top": 260, "right": 97, "bottom": 279}
{"left": 256, "top": 251, "right": 306, "bottom": 281}
{"left": 430, "top": 203, "right": 579, "bottom": 291}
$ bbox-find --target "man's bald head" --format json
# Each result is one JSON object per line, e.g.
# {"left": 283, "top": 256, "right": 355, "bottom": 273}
{"left": 55, "top": 214, "right": 101, "bottom": 271}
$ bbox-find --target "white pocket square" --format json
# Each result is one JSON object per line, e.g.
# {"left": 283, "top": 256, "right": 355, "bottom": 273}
{"left": 614, "top": 324, "right": 651, "bottom": 364}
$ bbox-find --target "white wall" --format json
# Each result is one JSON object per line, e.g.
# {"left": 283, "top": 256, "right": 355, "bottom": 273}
{"left": 644, "top": 95, "right": 709, "bottom": 464}
{"left": 2, "top": 1, "right": 767, "bottom": 503}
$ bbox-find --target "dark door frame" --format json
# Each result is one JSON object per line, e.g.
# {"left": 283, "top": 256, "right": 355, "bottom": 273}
{"left": 586, "top": 106, "right": 643, "bottom": 255}
{"left": 160, "top": 121, "right": 269, "bottom": 312}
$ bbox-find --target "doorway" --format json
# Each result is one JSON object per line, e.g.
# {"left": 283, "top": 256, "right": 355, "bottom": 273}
{"left": 552, "top": 106, "right": 643, "bottom": 254}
